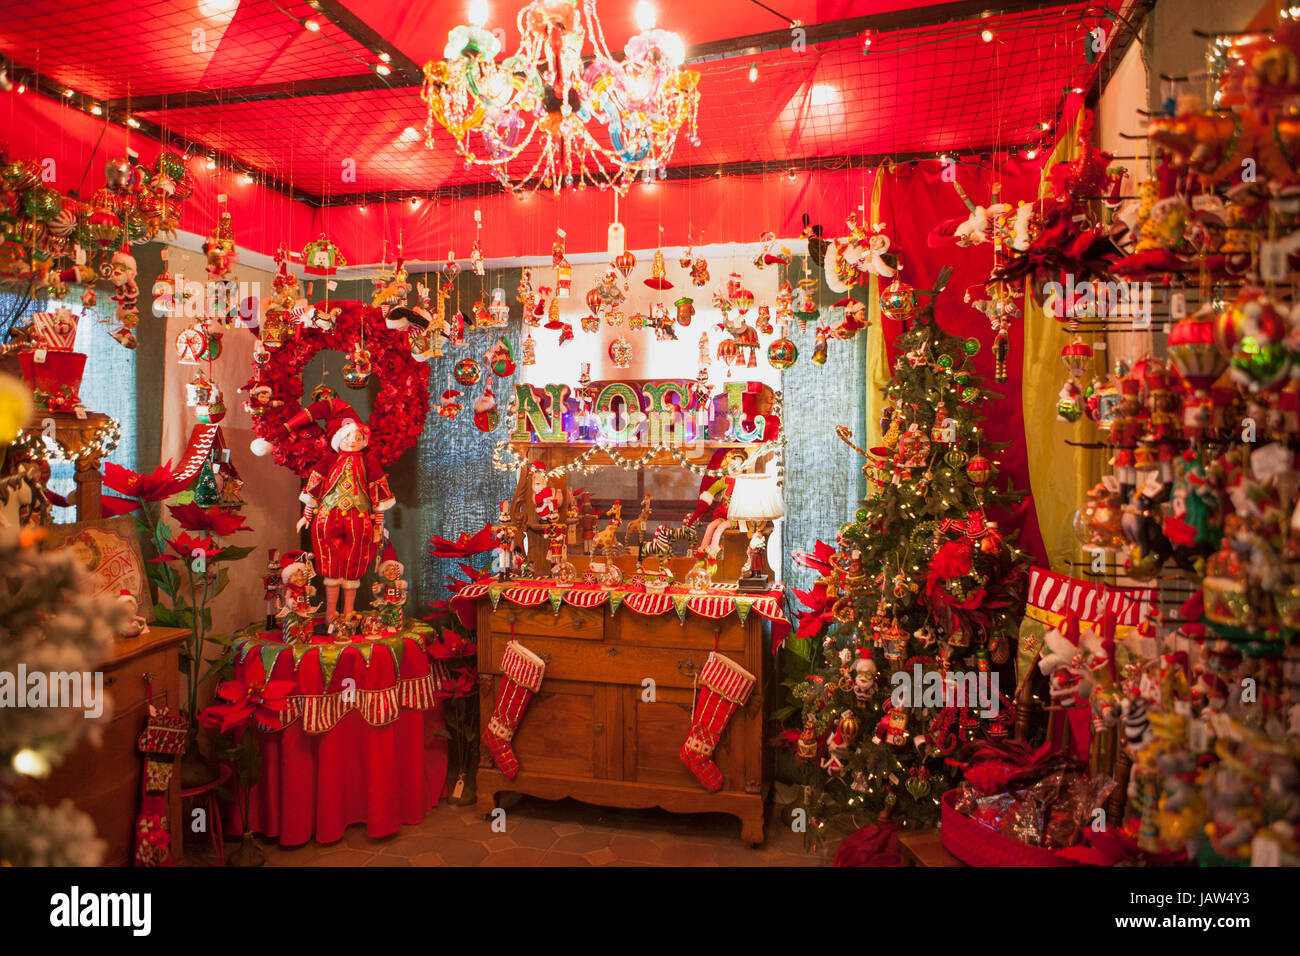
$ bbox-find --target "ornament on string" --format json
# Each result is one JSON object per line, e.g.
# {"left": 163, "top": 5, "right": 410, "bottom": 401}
{"left": 727, "top": 273, "right": 754, "bottom": 314}
{"left": 880, "top": 278, "right": 917, "bottom": 323}
{"left": 483, "top": 337, "right": 515, "bottom": 377}
{"left": 756, "top": 304, "right": 774, "bottom": 335}
{"left": 609, "top": 336, "right": 633, "bottom": 370}
{"left": 488, "top": 287, "right": 510, "bottom": 325}
{"left": 471, "top": 296, "right": 494, "bottom": 329}
{"left": 473, "top": 388, "right": 499, "bottom": 432}
{"left": 343, "top": 342, "right": 372, "bottom": 389}
{"left": 439, "top": 383, "right": 464, "bottom": 421}
{"left": 443, "top": 250, "right": 460, "bottom": 281}
{"left": 690, "top": 255, "right": 709, "bottom": 287}
{"left": 1060, "top": 335, "right": 1094, "bottom": 381}
{"left": 650, "top": 303, "right": 677, "bottom": 341}
{"left": 812, "top": 326, "right": 829, "bottom": 366}
{"left": 522, "top": 332, "right": 537, "bottom": 366}
{"left": 966, "top": 453, "right": 993, "bottom": 488}
{"left": 455, "top": 358, "right": 483, "bottom": 387}
{"left": 775, "top": 280, "right": 793, "bottom": 322}
{"left": 546, "top": 315, "right": 575, "bottom": 346}
{"left": 518, "top": 268, "right": 537, "bottom": 321}
{"left": 554, "top": 233, "right": 571, "bottom": 298}
{"left": 174, "top": 323, "right": 219, "bottom": 365}
{"left": 645, "top": 242, "right": 673, "bottom": 291}
{"left": 895, "top": 424, "right": 931, "bottom": 468}
{"left": 767, "top": 325, "right": 798, "bottom": 369}
{"left": 614, "top": 251, "right": 637, "bottom": 289}
{"left": 580, "top": 313, "right": 600, "bottom": 333}
{"left": 668, "top": 296, "right": 693, "bottom": 327}
{"left": 302, "top": 233, "right": 344, "bottom": 276}
{"left": 195, "top": 382, "right": 227, "bottom": 425}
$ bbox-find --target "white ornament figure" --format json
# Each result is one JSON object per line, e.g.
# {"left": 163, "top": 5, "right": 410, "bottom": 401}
{"left": 116, "top": 589, "right": 149, "bottom": 638}
{"left": 853, "top": 656, "right": 878, "bottom": 703}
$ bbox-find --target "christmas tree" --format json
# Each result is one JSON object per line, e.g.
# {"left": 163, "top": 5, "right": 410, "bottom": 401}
{"left": 788, "top": 278, "right": 1031, "bottom": 840}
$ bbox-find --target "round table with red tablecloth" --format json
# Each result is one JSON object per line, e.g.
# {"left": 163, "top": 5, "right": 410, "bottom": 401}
{"left": 228, "top": 622, "right": 448, "bottom": 846}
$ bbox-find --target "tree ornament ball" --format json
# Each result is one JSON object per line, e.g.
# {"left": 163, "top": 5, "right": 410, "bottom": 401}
{"left": 945, "top": 448, "right": 969, "bottom": 469}
{"left": 454, "top": 358, "right": 482, "bottom": 386}
{"left": 961, "top": 386, "right": 979, "bottom": 403}
{"left": 767, "top": 336, "right": 798, "bottom": 369}
{"left": 955, "top": 373, "right": 970, "bottom": 385}
{"left": 937, "top": 354, "right": 953, "bottom": 369}
{"left": 963, "top": 337, "right": 980, "bottom": 357}
{"left": 881, "top": 279, "right": 917, "bottom": 322}
{"left": 966, "top": 454, "right": 993, "bottom": 485}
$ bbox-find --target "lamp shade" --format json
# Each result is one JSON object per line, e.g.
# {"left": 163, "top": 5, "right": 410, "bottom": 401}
{"left": 728, "top": 474, "right": 785, "bottom": 521}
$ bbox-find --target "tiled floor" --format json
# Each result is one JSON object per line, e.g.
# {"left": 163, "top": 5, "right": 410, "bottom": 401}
{"left": 184, "top": 784, "right": 838, "bottom": 867}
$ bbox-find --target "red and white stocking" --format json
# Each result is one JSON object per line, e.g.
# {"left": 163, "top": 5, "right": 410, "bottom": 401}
{"left": 680, "top": 652, "right": 755, "bottom": 791}
{"left": 482, "top": 641, "right": 546, "bottom": 780}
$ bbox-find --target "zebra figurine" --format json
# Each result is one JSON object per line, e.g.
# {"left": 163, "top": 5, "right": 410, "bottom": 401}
{"left": 644, "top": 524, "right": 684, "bottom": 561}
{"left": 1121, "top": 695, "right": 1152, "bottom": 750}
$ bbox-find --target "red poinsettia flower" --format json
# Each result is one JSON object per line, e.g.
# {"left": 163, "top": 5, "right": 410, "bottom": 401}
{"left": 428, "top": 523, "right": 495, "bottom": 558}
{"left": 433, "top": 668, "right": 477, "bottom": 700}
{"left": 168, "top": 503, "right": 253, "bottom": 536}
{"left": 198, "top": 678, "right": 295, "bottom": 733}
{"left": 150, "top": 530, "right": 221, "bottom": 564}
{"left": 103, "top": 459, "right": 179, "bottom": 501}
{"left": 428, "top": 629, "right": 477, "bottom": 660}
{"left": 930, "top": 539, "right": 974, "bottom": 579}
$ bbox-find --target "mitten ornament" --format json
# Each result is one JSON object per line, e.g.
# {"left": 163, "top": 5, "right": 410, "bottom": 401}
{"left": 483, "top": 641, "right": 546, "bottom": 779}
{"left": 680, "top": 652, "right": 755, "bottom": 791}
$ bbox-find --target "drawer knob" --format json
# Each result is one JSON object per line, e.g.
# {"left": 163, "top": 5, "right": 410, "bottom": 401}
{"left": 540, "top": 652, "right": 552, "bottom": 664}
{"left": 677, "top": 659, "right": 697, "bottom": 678}
{"left": 593, "top": 722, "right": 603, "bottom": 735}
{"left": 604, "top": 646, "right": 620, "bottom": 658}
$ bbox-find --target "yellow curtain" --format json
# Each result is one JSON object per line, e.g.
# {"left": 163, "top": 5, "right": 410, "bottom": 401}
{"left": 1021, "top": 111, "right": 1104, "bottom": 572}
{"left": 864, "top": 168, "right": 889, "bottom": 450}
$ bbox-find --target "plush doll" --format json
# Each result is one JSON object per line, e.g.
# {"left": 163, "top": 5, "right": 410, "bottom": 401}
{"left": 683, "top": 448, "right": 748, "bottom": 570}
{"left": 277, "top": 400, "right": 395, "bottom": 634}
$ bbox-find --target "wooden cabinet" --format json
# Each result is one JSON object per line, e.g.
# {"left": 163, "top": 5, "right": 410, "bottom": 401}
{"left": 474, "top": 599, "right": 771, "bottom": 843}
{"left": 34, "top": 627, "right": 188, "bottom": 866}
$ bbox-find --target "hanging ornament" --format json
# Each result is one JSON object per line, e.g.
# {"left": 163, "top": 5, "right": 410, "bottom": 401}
{"left": 556, "top": 256, "right": 572, "bottom": 298}
{"left": 609, "top": 336, "right": 633, "bottom": 369}
{"left": 966, "top": 453, "right": 993, "bottom": 486}
{"left": 302, "top": 233, "right": 344, "bottom": 276}
{"left": 895, "top": 424, "right": 931, "bottom": 468}
{"left": 606, "top": 309, "right": 626, "bottom": 329}
{"left": 455, "top": 358, "right": 483, "bottom": 387}
{"left": 756, "top": 304, "right": 774, "bottom": 335}
{"left": 443, "top": 250, "right": 460, "bottom": 280}
{"left": 195, "top": 383, "right": 227, "bottom": 425}
{"left": 585, "top": 286, "right": 604, "bottom": 315}
{"left": 439, "top": 384, "right": 464, "bottom": 421}
{"left": 775, "top": 281, "right": 794, "bottom": 322}
{"left": 184, "top": 371, "right": 216, "bottom": 408}
{"left": 812, "top": 326, "right": 829, "bottom": 365}
{"left": 343, "top": 342, "right": 373, "bottom": 389}
{"left": 488, "top": 287, "right": 510, "bottom": 325}
{"left": 767, "top": 323, "right": 798, "bottom": 369}
{"left": 679, "top": 245, "right": 693, "bottom": 269}
{"left": 880, "top": 278, "right": 917, "bottom": 323}
{"left": 174, "top": 324, "right": 212, "bottom": 365}
{"left": 614, "top": 251, "right": 637, "bottom": 284}
{"left": 522, "top": 332, "right": 537, "bottom": 366}
{"left": 470, "top": 238, "right": 485, "bottom": 276}
{"left": 484, "top": 337, "right": 516, "bottom": 377}
{"left": 581, "top": 314, "right": 600, "bottom": 333}
{"left": 644, "top": 248, "right": 673, "bottom": 290}
{"left": 674, "top": 296, "right": 695, "bottom": 326}
{"left": 931, "top": 404, "right": 956, "bottom": 443}
{"left": 690, "top": 256, "right": 709, "bottom": 287}
{"left": 1060, "top": 335, "right": 1094, "bottom": 381}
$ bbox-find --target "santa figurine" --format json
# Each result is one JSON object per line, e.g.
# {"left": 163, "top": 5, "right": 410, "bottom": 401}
{"left": 473, "top": 388, "right": 498, "bottom": 432}
{"left": 278, "top": 399, "right": 395, "bottom": 635}
{"left": 683, "top": 448, "right": 748, "bottom": 575}
{"left": 370, "top": 541, "right": 407, "bottom": 634}
{"left": 277, "top": 549, "right": 320, "bottom": 642}
{"left": 116, "top": 589, "right": 149, "bottom": 639}
{"left": 531, "top": 462, "right": 561, "bottom": 525}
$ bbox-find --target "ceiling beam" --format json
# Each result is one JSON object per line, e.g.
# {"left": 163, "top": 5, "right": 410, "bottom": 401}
{"left": 107, "top": 72, "right": 421, "bottom": 113}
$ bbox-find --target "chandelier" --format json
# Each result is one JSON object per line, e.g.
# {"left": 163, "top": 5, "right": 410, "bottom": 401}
{"left": 422, "top": 0, "right": 701, "bottom": 194}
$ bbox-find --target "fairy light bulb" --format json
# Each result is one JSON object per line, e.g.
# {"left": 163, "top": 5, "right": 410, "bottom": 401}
{"left": 468, "top": 0, "right": 489, "bottom": 27}
{"left": 748, "top": 64, "right": 758, "bottom": 82}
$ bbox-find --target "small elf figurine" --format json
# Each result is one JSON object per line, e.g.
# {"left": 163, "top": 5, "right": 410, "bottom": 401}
{"left": 371, "top": 541, "right": 407, "bottom": 634}
{"left": 262, "top": 547, "right": 281, "bottom": 630}
{"left": 263, "top": 398, "right": 395, "bottom": 634}
{"left": 493, "top": 500, "right": 516, "bottom": 578}
{"left": 277, "top": 550, "right": 320, "bottom": 642}
{"left": 439, "top": 386, "right": 464, "bottom": 421}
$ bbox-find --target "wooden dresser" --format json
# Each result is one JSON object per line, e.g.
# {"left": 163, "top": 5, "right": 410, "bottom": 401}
{"left": 33, "top": 626, "right": 189, "bottom": 866}
{"left": 474, "top": 598, "right": 772, "bottom": 844}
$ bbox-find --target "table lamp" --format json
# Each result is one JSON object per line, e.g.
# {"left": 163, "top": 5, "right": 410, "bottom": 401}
{"left": 728, "top": 474, "right": 784, "bottom": 593}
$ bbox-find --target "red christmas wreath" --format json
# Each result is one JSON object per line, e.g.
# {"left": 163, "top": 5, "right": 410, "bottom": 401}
{"left": 248, "top": 301, "right": 430, "bottom": 478}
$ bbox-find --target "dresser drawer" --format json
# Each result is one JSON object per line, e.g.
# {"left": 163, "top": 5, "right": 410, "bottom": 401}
{"left": 485, "top": 630, "right": 749, "bottom": 690}
{"left": 609, "top": 611, "right": 749, "bottom": 652}
{"left": 487, "top": 603, "right": 605, "bottom": 642}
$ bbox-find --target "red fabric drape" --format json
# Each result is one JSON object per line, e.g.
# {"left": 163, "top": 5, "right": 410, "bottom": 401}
{"left": 240, "top": 709, "right": 446, "bottom": 846}
{"left": 877, "top": 157, "right": 1048, "bottom": 567}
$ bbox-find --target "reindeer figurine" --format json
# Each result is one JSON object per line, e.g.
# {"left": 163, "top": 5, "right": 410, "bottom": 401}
{"left": 624, "top": 493, "right": 653, "bottom": 546}
{"left": 591, "top": 501, "right": 625, "bottom": 558}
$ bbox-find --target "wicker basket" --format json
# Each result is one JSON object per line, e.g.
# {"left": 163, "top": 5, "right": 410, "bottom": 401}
{"left": 939, "top": 789, "right": 1083, "bottom": 866}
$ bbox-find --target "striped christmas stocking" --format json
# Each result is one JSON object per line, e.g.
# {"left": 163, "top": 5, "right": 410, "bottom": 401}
{"left": 482, "top": 641, "right": 546, "bottom": 780}
{"left": 680, "top": 652, "right": 756, "bottom": 791}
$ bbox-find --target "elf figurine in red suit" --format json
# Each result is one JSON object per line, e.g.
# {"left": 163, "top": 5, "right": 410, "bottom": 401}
{"left": 683, "top": 448, "right": 747, "bottom": 575}
{"left": 283, "top": 398, "right": 396, "bottom": 635}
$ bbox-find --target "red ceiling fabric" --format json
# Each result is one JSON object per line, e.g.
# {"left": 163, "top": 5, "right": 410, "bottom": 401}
{"left": 875, "top": 155, "right": 1048, "bottom": 567}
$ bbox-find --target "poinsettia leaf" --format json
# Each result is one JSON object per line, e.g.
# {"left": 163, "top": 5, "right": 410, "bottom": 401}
{"left": 212, "top": 545, "right": 256, "bottom": 564}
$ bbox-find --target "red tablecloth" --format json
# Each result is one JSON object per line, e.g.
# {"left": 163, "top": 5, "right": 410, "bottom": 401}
{"left": 229, "top": 628, "right": 448, "bottom": 846}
